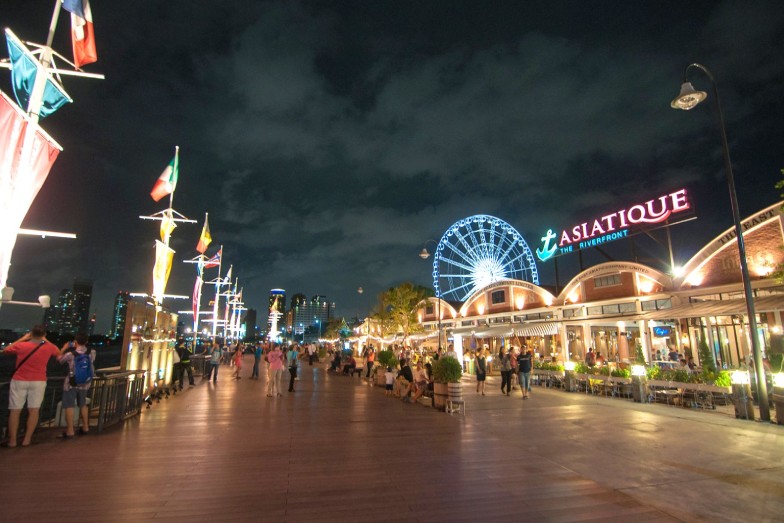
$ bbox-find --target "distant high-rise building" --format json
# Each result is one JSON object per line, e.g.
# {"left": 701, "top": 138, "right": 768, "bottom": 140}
{"left": 111, "top": 291, "right": 130, "bottom": 339}
{"left": 310, "top": 295, "right": 332, "bottom": 331}
{"left": 72, "top": 279, "right": 93, "bottom": 334}
{"left": 243, "top": 308, "right": 257, "bottom": 339}
{"left": 45, "top": 289, "right": 74, "bottom": 335}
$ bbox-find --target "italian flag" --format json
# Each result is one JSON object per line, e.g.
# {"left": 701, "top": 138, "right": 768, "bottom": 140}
{"left": 150, "top": 151, "right": 179, "bottom": 202}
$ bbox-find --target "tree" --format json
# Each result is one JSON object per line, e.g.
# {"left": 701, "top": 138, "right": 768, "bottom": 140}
{"left": 381, "top": 282, "right": 429, "bottom": 344}
{"left": 697, "top": 337, "right": 716, "bottom": 374}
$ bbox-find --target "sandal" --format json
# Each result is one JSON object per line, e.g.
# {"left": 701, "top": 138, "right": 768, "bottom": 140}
{"left": 78, "top": 428, "right": 89, "bottom": 435}
{"left": 58, "top": 432, "right": 74, "bottom": 439}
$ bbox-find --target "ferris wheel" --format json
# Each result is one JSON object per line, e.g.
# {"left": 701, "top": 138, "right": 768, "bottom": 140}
{"left": 432, "top": 215, "right": 539, "bottom": 302}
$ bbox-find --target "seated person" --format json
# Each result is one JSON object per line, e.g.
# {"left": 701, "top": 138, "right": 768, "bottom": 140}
{"left": 409, "top": 361, "right": 431, "bottom": 403}
{"left": 329, "top": 352, "right": 341, "bottom": 372}
{"left": 342, "top": 355, "right": 357, "bottom": 375}
{"left": 396, "top": 359, "right": 414, "bottom": 400}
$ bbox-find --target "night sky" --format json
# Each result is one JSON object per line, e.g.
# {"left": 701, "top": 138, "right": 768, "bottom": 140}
{"left": 1, "top": 1, "right": 782, "bottom": 332}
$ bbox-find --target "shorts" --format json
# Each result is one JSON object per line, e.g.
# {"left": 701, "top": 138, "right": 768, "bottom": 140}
{"left": 62, "top": 387, "right": 90, "bottom": 408}
{"left": 8, "top": 380, "right": 47, "bottom": 410}
{"left": 415, "top": 381, "right": 427, "bottom": 390}
{"left": 385, "top": 384, "right": 393, "bottom": 391}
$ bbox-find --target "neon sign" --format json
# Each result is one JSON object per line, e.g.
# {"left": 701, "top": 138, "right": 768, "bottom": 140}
{"left": 536, "top": 188, "right": 693, "bottom": 262}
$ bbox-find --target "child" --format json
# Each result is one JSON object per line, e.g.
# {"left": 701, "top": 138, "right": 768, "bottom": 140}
{"left": 384, "top": 366, "right": 396, "bottom": 396}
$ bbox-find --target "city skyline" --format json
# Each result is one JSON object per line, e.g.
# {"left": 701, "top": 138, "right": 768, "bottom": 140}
{"left": 0, "top": 1, "right": 782, "bottom": 332}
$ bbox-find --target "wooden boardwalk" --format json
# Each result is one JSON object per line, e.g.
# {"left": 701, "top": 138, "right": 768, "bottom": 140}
{"left": 1, "top": 356, "right": 782, "bottom": 522}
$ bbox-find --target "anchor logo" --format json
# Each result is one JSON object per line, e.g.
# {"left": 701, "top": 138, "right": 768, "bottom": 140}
{"left": 536, "top": 229, "right": 557, "bottom": 262}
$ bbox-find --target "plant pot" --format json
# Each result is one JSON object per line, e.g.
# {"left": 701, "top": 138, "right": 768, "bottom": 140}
{"left": 772, "top": 389, "right": 784, "bottom": 425}
{"left": 732, "top": 383, "right": 755, "bottom": 420}
{"left": 631, "top": 375, "right": 647, "bottom": 403}
{"left": 376, "top": 370, "right": 386, "bottom": 387}
{"left": 433, "top": 382, "right": 448, "bottom": 411}
{"left": 447, "top": 382, "right": 462, "bottom": 401}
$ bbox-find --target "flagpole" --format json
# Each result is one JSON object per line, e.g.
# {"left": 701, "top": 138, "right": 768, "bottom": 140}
{"left": 45, "top": 0, "right": 62, "bottom": 49}
{"left": 211, "top": 246, "right": 223, "bottom": 339}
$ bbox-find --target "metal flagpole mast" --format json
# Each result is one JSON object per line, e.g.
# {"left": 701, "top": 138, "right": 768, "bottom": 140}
{"left": 211, "top": 246, "right": 223, "bottom": 338}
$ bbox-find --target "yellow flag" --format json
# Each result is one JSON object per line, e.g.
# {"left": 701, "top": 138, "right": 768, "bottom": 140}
{"left": 152, "top": 240, "right": 175, "bottom": 303}
{"left": 160, "top": 215, "right": 176, "bottom": 242}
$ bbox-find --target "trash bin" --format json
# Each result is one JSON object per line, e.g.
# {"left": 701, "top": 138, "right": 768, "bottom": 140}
{"left": 631, "top": 375, "right": 647, "bottom": 403}
{"left": 732, "top": 383, "right": 755, "bottom": 420}
{"left": 564, "top": 370, "right": 577, "bottom": 392}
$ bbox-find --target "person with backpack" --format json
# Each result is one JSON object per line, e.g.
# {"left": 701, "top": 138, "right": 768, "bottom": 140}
{"left": 1, "top": 324, "right": 60, "bottom": 447}
{"left": 57, "top": 332, "right": 96, "bottom": 438}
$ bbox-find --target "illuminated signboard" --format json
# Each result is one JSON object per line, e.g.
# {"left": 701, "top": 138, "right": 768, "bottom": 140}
{"left": 535, "top": 188, "right": 694, "bottom": 262}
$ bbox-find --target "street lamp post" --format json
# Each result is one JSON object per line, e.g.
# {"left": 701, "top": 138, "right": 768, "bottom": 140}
{"left": 671, "top": 63, "right": 770, "bottom": 421}
{"left": 419, "top": 241, "right": 442, "bottom": 352}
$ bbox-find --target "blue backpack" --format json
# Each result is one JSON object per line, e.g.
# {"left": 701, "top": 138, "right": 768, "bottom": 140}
{"left": 73, "top": 348, "right": 93, "bottom": 385}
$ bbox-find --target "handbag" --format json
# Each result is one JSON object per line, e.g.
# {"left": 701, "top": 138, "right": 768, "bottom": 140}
{"left": 11, "top": 340, "right": 45, "bottom": 379}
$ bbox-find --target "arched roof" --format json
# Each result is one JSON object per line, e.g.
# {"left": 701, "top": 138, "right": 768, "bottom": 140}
{"left": 678, "top": 201, "right": 783, "bottom": 288}
{"left": 558, "top": 261, "right": 671, "bottom": 303}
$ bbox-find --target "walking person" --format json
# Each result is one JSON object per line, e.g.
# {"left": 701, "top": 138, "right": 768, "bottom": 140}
{"left": 475, "top": 348, "right": 487, "bottom": 395}
{"left": 517, "top": 349, "right": 533, "bottom": 400}
{"left": 176, "top": 341, "right": 194, "bottom": 388}
{"left": 499, "top": 347, "right": 512, "bottom": 396}
{"left": 365, "top": 346, "right": 375, "bottom": 379}
{"left": 251, "top": 342, "right": 263, "bottom": 379}
{"left": 57, "top": 333, "right": 96, "bottom": 438}
{"left": 206, "top": 341, "right": 221, "bottom": 382}
{"left": 231, "top": 342, "right": 243, "bottom": 380}
{"left": 287, "top": 345, "right": 299, "bottom": 392}
{"left": 307, "top": 343, "right": 316, "bottom": 366}
{"left": 1, "top": 325, "right": 60, "bottom": 447}
{"left": 266, "top": 344, "right": 284, "bottom": 397}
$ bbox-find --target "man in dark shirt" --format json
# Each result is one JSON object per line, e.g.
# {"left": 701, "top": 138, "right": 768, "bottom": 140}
{"left": 397, "top": 359, "right": 414, "bottom": 401}
{"left": 517, "top": 349, "right": 533, "bottom": 399}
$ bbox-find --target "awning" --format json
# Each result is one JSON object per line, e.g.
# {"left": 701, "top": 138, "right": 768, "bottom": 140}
{"left": 642, "top": 294, "right": 784, "bottom": 320}
{"left": 514, "top": 322, "right": 559, "bottom": 337}
{"left": 451, "top": 324, "right": 517, "bottom": 337}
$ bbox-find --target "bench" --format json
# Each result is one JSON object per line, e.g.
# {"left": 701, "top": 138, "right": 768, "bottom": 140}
{"left": 350, "top": 367, "right": 363, "bottom": 378}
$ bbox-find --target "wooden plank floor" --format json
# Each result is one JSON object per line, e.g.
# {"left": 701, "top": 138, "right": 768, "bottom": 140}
{"left": 1, "top": 356, "right": 782, "bottom": 522}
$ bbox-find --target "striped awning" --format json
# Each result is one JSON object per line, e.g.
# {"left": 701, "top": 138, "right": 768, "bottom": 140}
{"left": 451, "top": 324, "right": 517, "bottom": 337}
{"left": 514, "top": 322, "right": 559, "bottom": 337}
{"left": 642, "top": 294, "right": 784, "bottom": 320}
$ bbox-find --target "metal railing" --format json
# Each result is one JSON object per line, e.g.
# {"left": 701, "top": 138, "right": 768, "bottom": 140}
{"left": 92, "top": 370, "right": 147, "bottom": 432}
{"left": 0, "top": 369, "right": 147, "bottom": 439}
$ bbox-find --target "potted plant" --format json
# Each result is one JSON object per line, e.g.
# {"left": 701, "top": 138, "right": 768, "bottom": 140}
{"left": 433, "top": 356, "right": 462, "bottom": 411}
{"left": 376, "top": 349, "right": 397, "bottom": 387}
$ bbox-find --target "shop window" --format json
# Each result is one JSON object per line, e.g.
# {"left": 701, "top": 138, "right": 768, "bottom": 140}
{"left": 587, "top": 306, "right": 603, "bottom": 316}
{"left": 641, "top": 298, "right": 672, "bottom": 311}
{"left": 563, "top": 308, "right": 579, "bottom": 319}
{"left": 618, "top": 302, "right": 636, "bottom": 313}
{"left": 594, "top": 274, "right": 621, "bottom": 288}
{"left": 425, "top": 305, "right": 434, "bottom": 315}
{"left": 491, "top": 290, "right": 506, "bottom": 304}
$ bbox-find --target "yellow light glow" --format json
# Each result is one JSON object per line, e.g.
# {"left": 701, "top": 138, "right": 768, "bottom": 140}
{"left": 731, "top": 370, "right": 750, "bottom": 385}
{"left": 773, "top": 373, "right": 784, "bottom": 388}
{"left": 564, "top": 361, "right": 576, "bottom": 371}
{"left": 686, "top": 272, "right": 704, "bottom": 286}
{"left": 638, "top": 278, "right": 654, "bottom": 294}
{"left": 771, "top": 325, "right": 782, "bottom": 334}
{"left": 515, "top": 296, "right": 525, "bottom": 310}
{"left": 544, "top": 296, "right": 553, "bottom": 306}
{"left": 631, "top": 365, "right": 646, "bottom": 376}
{"left": 477, "top": 303, "right": 485, "bottom": 315}
{"left": 568, "top": 290, "right": 580, "bottom": 303}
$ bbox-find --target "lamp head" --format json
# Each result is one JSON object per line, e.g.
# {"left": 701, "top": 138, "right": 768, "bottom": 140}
{"left": 1, "top": 287, "right": 14, "bottom": 301}
{"left": 671, "top": 82, "right": 707, "bottom": 110}
{"left": 38, "top": 295, "right": 51, "bottom": 308}
{"left": 419, "top": 247, "right": 430, "bottom": 260}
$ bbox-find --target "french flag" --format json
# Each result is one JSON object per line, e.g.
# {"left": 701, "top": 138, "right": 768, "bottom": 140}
{"left": 62, "top": 0, "right": 97, "bottom": 69}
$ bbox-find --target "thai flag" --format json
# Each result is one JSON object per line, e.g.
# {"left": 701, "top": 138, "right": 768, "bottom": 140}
{"left": 203, "top": 248, "right": 222, "bottom": 269}
{"left": 62, "top": 0, "right": 97, "bottom": 69}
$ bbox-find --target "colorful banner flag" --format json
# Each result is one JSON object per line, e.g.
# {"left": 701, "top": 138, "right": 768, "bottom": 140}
{"left": 150, "top": 151, "right": 179, "bottom": 202}
{"left": 203, "top": 247, "right": 221, "bottom": 269}
{"left": 0, "top": 90, "right": 62, "bottom": 289}
{"left": 192, "top": 272, "right": 203, "bottom": 333}
{"left": 62, "top": 0, "right": 98, "bottom": 69}
{"left": 196, "top": 214, "right": 212, "bottom": 254}
{"left": 152, "top": 240, "right": 174, "bottom": 303}
{"left": 159, "top": 213, "right": 176, "bottom": 242}
{"left": 5, "top": 29, "right": 71, "bottom": 118}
